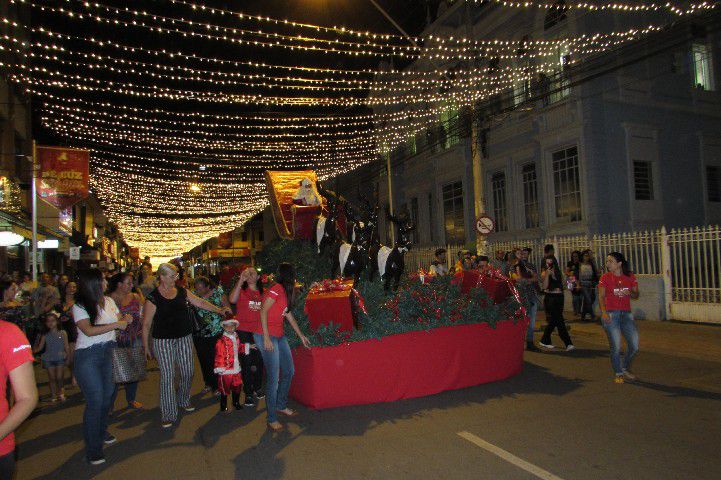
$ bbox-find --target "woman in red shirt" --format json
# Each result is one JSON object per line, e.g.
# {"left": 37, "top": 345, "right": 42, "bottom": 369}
{"left": 598, "top": 252, "right": 640, "bottom": 384}
{"left": 253, "top": 263, "right": 310, "bottom": 432}
{"left": 0, "top": 320, "right": 38, "bottom": 480}
{"left": 229, "top": 267, "right": 265, "bottom": 407}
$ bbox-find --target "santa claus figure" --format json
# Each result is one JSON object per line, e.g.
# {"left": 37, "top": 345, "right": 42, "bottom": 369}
{"left": 293, "top": 177, "right": 322, "bottom": 206}
{"left": 214, "top": 318, "right": 246, "bottom": 412}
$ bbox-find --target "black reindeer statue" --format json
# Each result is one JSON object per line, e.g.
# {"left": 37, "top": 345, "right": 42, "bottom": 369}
{"left": 368, "top": 206, "right": 415, "bottom": 292}
{"left": 313, "top": 184, "right": 341, "bottom": 255}
{"left": 330, "top": 215, "right": 373, "bottom": 286}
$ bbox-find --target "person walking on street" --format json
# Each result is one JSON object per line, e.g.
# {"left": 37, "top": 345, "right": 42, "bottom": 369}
{"left": 598, "top": 252, "right": 640, "bottom": 384}
{"left": 579, "top": 250, "right": 599, "bottom": 322}
{"left": 539, "top": 256, "right": 575, "bottom": 351}
{"left": 192, "top": 276, "right": 230, "bottom": 395}
{"left": 255, "top": 263, "right": 311, "bottom": 432}
{"left": 141, "top": 263, "right": 232, "bottom": 429}
{"left": 229, "top": 267, "right": 265, "bottom": 407}
{"left": 0, "top": 319, "right": 38, "bottom": 480}
{"left": 72, "top": 269, "right": 130, "bottom": 465}
{"left": 511, "top": 248, "right": 540, "bottom": 352}
{"left": 33, "top": 312, "right": 69, "bottom": 402}
{"left": 58, "top": 282, "right": 79, "bottom": 388}
{"left": 108, "top": 273, "right": 145, "bottom": 410}
{"left": 566, "top": 251, "right": 582, "bottom": 318}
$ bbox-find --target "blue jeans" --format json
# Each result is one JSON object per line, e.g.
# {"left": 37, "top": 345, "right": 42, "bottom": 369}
{"left": 526, "top": 298, "right": 538, "bottom": 342}
{"left": 74, "top": 341, "right": 116, "bottom": 460}
{"left": 602, "top": 311, "right": 639, "bottom": 375}
{"left": 572, "top": 292, "right": 582, "bottom": 314}
{"left": 111, "top": 381, "right": 139, "bottom": 407}
{"left": 253, "top": 334, "right": 294, "bottom": 423}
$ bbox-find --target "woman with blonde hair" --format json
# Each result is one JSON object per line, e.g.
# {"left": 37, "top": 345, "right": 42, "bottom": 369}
{"left": 142, "top": 263, "right": 232, "bottom": 428}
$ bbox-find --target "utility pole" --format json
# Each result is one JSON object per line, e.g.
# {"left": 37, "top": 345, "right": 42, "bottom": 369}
{"left": 465, "top": 2, "right": 487, "bottom": 255}
{"left": 30, "top": 141, "right": 38, "bottom": 282}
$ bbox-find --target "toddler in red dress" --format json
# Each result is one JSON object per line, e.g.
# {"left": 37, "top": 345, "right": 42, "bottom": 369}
{"left": 214, "top": 319, "right": 247, "bottom": 412}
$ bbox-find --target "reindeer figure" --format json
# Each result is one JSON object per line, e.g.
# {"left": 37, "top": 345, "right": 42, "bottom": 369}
{"left": 313, "top": 191, "right": 339, "bottom": 255}
{"left": 368, "top": 207, "right": 415, "bottom": 292}
{"left": 330, "top": 221, "right": 372, "bottom": 286}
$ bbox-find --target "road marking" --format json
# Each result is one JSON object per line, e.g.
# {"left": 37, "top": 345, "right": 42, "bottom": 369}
{"left": 457, "top": 431, "right": 565, "bottom": 480}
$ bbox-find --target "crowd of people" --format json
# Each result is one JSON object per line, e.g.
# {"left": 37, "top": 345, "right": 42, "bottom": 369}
{"left": 0, "top": 256, "right": 312, "bottom": 472}
{"left": 0, "top": 246, "right": 641, "bottom": 475}
{"left": 430, "top": 244, "right": 640, "bottom": 378}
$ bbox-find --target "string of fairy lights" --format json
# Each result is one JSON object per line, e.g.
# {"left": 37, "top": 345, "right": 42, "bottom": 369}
{"left": 3, "top": 0, "right": 714, "bottom": 258}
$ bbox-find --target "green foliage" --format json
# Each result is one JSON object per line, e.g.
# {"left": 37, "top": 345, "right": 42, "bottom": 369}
{"left": 256, "top": 239, "right": 521, "bottom": 349}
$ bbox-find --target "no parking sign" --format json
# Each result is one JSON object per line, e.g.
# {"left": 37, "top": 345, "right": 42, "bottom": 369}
{"left": 475, "top": 215, "right": 495, "bottom": 235}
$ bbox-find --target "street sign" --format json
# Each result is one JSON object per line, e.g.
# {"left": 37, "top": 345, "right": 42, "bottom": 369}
{"left": 69, "top": 246, "right": 81, "bottom": 260}
{"left": 475, "top": 215, "right": 495, "bottom": 235}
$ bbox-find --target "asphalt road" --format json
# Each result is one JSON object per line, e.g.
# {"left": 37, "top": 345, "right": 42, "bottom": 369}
{"left": 15, "top": 320, "right": 721, "bottom": 480}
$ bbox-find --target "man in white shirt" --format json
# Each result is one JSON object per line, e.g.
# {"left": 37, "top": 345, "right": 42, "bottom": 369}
{"left": 429, "top": 248, "right": 449, "bottom": 276}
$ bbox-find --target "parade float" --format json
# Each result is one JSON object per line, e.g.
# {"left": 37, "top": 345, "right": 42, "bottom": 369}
{"left": 262, "top": 171, "right": 527, "bottom": 409}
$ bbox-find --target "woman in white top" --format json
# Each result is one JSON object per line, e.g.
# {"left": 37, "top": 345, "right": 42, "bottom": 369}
{"left": 72, "top": 269, "right": 129, "bottom": 466}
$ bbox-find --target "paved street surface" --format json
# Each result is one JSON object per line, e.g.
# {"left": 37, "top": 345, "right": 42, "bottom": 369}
{"left": 16, "top": 319, "right": 721, "bottom": 480}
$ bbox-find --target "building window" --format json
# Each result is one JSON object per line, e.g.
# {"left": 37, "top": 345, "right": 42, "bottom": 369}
{"left": 522, "top": 163, "right": 540, "bottom": 228}
{"left": 440, "top": 107, "right": 460, "bottom": 149}
{"left": 633, "top": 161, "right": 654, "bottom": 200}
{"left": 708, "top": 166, "right": 721, "bottom": 202}
{"left": 491, "top": 172, "right": 508, "bottom": 232}
{"left": 428, "top": 192, "right": 434, "bottom": 243}
{"left": 544, "top": 0, "right": 568, "bottom": 30}
{"left": 442, "top": 181, "right": 465, "bottom": 244}
{"left": 549, "top": 46, "right": 571, "bottom": 104}
{"left": 692, "top": 43, "right": 715, "bottom": 91}
{"left": 552, "top": 146, "right": 582, "bottom": 221}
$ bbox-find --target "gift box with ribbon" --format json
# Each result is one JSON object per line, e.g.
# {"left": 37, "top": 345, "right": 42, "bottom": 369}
{"left": 304, "top": 278, "right": 366, "bottom": 333}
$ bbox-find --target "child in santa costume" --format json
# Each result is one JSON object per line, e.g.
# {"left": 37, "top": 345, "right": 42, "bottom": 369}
{"left": 214, "top": 318, "right": 247, "bottom": 412}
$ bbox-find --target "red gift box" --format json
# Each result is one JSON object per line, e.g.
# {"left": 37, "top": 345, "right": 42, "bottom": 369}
{"left": 460, "top": 269, "right": 511, "bottom": 304}
{"left": 304, "top": 279, "right": 358, "bottom": 333}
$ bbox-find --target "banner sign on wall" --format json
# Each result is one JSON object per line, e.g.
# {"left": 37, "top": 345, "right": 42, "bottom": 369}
{"left": 35, "top": 146, "right": 90, "bottom": 210}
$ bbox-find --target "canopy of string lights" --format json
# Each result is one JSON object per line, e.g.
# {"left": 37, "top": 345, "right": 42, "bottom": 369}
{"left": 2, "top": 0, "right": 716, "bottom": 260}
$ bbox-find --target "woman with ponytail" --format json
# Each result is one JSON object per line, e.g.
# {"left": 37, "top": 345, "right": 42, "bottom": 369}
{"left": 254, "top": 263, "right": 310, "bottom": 432}
{"left": 598, "top": 252, "right": 640, "bottom": 384}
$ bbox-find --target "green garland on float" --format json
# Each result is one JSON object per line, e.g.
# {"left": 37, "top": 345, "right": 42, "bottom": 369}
{"left": 255, "top": 239, "right": 521, "bottom": 349}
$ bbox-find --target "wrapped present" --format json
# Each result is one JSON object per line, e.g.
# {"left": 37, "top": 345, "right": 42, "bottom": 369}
{"left": 304, "top": 279, "right": 364, "bottom": 333}
{"left": 460, "top": 269, "right": 512, "bottom": 304}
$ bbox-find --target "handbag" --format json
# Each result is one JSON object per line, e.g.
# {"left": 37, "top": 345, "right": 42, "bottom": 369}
{"left": 112, "top": 344, "right": 147, "bottom": 384}
{"left": 187, "top": 302, "right": 203, "bottom": 335}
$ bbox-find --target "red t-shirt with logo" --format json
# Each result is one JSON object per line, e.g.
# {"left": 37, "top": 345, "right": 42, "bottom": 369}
{"left": 250, "top": 284, "right": 286, "bottom": 338}
{"left": 235, "top": 288, "right": 263, "bottom": 333}
{"left": 599, "top": 272, "right": 638, "bottom": 312}
{"left": 0, "top": 320, "right": 34, "bottom": 456}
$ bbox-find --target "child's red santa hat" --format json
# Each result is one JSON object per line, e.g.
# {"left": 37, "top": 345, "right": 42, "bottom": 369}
{"left": 221, "top": 318, "right": 239, "bottom": 328}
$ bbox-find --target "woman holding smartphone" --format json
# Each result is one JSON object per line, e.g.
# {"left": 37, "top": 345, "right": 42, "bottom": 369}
{"left": 598, "top": 252, "right": 640, "bottom": 383}
{"left": 539, "top": 256, "right": 575, "bottom": 351}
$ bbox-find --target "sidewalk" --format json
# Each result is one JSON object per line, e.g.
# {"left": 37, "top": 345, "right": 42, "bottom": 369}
{"left": 536, "top": 312, "right": 721, "bottom": 364}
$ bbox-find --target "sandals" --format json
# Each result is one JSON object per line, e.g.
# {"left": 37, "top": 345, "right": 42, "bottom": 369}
{"left": 276, "top": 408, "right": 298, "bottom": 417}
{"left": 267, "top": 422, "right": 284, "bottom": 432}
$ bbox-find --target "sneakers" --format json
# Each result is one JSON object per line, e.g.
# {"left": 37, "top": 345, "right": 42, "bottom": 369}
{"left": 539, "top": 342, "right": 555, "bottom": 349}
{"left": 103, "top": 434, "right": 117, "bottom": 445}
{"left": 88, "top": 455, "right": 106, "bottom": 466}
{"left": 614, "top": 375, "right": 625, "bottom": 384}
{"left": 565, "top": 345, "right": 576, "bottom": 352}
{"left": 182, "top": 405, "right": 196, "bottom": 413}
{"left": 622, "top": 369, "right": 637, "bottom": 381}
{"left": 243, "top": 397, "right": 256, "bottom": 407}
{"left": 161, "top": 421, "right": 173, "bottom": 429}
{"left": 128, "top": 401, "right": 143, "bottom": 409}
{"left": 253, "top": 391, "right": 265, "bottom": 400}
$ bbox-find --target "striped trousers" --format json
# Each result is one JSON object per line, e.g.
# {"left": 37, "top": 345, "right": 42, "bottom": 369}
{"left": 153, "top": 334, "right": 194, "bottom": 423}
